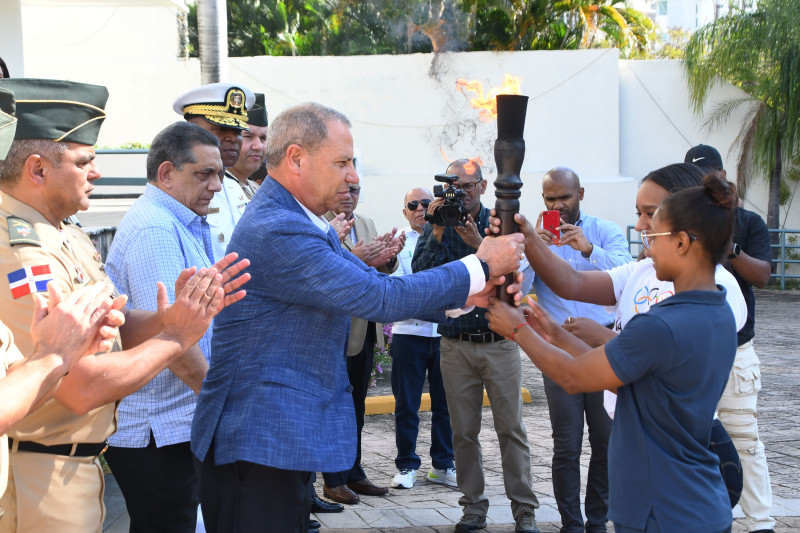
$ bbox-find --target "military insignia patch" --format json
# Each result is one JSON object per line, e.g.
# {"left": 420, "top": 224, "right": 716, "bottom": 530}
{"left": 227, "top": 88, "right": 245, "bottom": 110}
{"left": 7, "top": 217, "right": 41, "bottom": 246}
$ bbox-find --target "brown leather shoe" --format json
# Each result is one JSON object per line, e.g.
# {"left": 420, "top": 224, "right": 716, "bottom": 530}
{"left": 323, "top": 484, "right": 359, "bottom": 505}
{"left": 347, "top": 478, "right": 389, "bottom": 496}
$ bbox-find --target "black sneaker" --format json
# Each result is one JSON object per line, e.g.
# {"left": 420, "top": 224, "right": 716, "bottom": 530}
{"left": 454, "top": 513, "right": 487, "bottom": 532}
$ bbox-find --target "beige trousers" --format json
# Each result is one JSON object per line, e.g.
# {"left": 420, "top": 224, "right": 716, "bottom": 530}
{"left": 0, "top": 450, "right": 105, "bottom": 533}
{"left": 439, "top": 337, "right": 539, "bottom": 519}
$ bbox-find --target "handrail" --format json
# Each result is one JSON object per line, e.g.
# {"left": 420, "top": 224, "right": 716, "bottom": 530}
{"left": 769, "top": 228, "right": 800, "bottom": 290}
{"left": 626, "top": 226, "right": 800, "bottom": 290}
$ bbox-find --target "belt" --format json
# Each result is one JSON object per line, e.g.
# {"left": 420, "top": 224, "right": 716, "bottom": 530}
{"left": 451, "top": 331, "right": 504, "bottom": 344}
{"left": 9, "top": 438, "right": 108, "bottom": 457}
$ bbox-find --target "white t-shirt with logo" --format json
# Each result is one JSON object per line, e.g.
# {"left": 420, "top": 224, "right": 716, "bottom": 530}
{"left": 602, "top": 258, "right": 747, "bottom": 417}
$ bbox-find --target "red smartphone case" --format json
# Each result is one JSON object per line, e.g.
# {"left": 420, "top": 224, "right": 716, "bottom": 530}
{"left": 543, "top": 210, "right": 560, "bottom": 244}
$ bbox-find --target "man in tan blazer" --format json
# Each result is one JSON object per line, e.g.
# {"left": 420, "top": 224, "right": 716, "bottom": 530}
{"left": 321, "top": 183, "right": 404, "bottom": 504}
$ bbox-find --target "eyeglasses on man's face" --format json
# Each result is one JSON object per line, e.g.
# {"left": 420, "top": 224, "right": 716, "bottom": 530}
{"left": 459, "top": 179, "right": 482, "bottom": 193}
{"left": 407, "top": 199, "right": 431, "bottom": 211}
{"left": 640, "top": 229, "right": 699, "bottom": 249}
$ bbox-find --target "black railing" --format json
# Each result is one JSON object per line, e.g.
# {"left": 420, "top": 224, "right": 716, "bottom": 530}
{"left": 768, "top": 228, "right": 800, "bottom": 290}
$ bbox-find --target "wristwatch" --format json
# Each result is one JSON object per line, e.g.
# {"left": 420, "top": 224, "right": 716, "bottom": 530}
{"left": 728, "top": 243, "right": 741, "bottom": 260}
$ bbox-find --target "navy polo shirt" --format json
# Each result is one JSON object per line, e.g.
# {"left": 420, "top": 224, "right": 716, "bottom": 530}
{"left": 605, "top": 287, "right": 737, "bottom": 532}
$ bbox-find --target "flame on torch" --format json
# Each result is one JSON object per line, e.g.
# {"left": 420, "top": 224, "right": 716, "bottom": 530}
{"left": 439, "top": 148, "right": 485, "bottom": 176}
{"left": 456, "top": 74, "right": 522, "bottom": 122}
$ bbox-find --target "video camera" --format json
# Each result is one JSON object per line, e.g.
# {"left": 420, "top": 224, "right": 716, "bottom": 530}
{"left": 425, "top": 173, "right": 468, "bottom": 227}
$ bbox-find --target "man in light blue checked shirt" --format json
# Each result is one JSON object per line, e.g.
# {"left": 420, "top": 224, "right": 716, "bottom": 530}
{"left": 104, "top": 121, "right": 224, "bottom": 533}
{"left": 532, "top": 167, "right": 632, "bottom": 533}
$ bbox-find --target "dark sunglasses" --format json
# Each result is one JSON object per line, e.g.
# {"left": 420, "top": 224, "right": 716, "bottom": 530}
{"left": 407, "top": 199, "right": 431, "bottom": 211}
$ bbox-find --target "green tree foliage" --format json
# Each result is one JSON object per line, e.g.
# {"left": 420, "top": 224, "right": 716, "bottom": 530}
{"left": 187, "top": 0, "right": 651, "bottom": 57}
{"left": 684, "top": 0, "right": 800, "bottom": 230}
{"left": 650, "top": 28, "right": 692, "bottom": 60}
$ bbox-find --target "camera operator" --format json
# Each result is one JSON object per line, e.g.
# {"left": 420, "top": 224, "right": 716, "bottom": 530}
{"left": 412, "top": 159, "right": 540, "bottom": 533}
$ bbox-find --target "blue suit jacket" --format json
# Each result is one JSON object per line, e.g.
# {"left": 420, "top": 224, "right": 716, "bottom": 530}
{"left": 191, "top": 177, "right": 471, "bottom": 472}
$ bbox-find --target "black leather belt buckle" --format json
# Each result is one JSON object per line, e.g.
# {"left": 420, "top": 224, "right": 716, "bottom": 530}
{"left": 458, "top": 331, "right": 500, "bottom": 344}
{"left": 9, "top": 438, "right": 108, "bottom": 457}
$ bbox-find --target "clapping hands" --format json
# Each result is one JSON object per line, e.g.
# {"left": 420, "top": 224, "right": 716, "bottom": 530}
{"left": 352, "top": 228, "right": 405, "bottom": 268}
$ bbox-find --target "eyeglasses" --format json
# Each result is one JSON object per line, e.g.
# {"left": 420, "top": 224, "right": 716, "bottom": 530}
{"left": 459, "top": 180, "right": 482, "bottom": 193}
{"left": 348, "top": 186, "right": 361, "bottom": 195}
{"left": 641, "top": 230, "right": 699, "bottom": 249}
{"left": 407, "top": 199, "right": 431, "bottom": 211}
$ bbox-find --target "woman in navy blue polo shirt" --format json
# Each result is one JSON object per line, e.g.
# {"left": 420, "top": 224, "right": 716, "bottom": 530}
{"left": 487, "top": 172, "right": 739, "bottom": 533}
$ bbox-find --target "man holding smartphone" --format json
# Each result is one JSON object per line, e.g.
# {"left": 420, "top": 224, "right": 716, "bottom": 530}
{"left": 534, "top": 167, "right": 632, "bottom": 533}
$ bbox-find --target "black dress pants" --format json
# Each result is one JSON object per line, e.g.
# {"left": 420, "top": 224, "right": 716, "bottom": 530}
{"left": 105, "top": 435, "right": 198, "bottom": 533}
{"left": 196, "top": 440, "right": 311, "bottom": 533}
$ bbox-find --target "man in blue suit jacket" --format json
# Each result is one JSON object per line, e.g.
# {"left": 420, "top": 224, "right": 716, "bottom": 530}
{"left": 191, "top": 102, "right": 525, "bottom": 533}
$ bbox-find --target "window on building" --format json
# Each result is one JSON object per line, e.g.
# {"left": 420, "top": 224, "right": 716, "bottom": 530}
{"left": 655, "top": 0, "right": 668, "bottom": 15}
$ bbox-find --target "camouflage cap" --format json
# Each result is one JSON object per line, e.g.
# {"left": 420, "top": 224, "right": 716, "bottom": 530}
{"left": 173, "top": 83, "right": 255, "bottom": 131}
{"left": 0, "top": 78, "right": 108, "bottom": 146}
{"left": 0, "top": 87, "right": 17, "bottom": 160}
{"left": 247, "top": 93, "right": 268, "bottom": 127}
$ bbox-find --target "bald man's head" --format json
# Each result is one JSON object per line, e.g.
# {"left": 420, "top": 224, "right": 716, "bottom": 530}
{"left": 403, "top": 187, "right": 433, "bottom": 233}
{"left": 543, "top": 167, "right": 580, "bottom": 188}
{"left": 542, "top": 166, "right": 584, "bottom": 224}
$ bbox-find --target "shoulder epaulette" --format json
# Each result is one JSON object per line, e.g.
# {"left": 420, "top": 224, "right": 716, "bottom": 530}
{"left": 7, "top": 216, "right": 41, "bottom": 246}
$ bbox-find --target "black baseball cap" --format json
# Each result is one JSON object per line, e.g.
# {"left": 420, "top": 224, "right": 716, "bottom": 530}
{"left": 685, "top": 144, "right": 723, "bottom": 170}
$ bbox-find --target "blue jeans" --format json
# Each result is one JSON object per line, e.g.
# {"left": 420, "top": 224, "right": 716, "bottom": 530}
{"left": 543, "top": 374, "right": 611, "bottom": 532}
{"left": 391, "top": 334, "right": 454, "bottom": 471}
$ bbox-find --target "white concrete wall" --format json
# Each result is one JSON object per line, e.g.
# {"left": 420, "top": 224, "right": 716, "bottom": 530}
{"left": 20, "top": 2, "right": 199, "bottom": 146}
{"left": 619, "top": 58, "right": 800, "bottom": 230}
{"left": 0, "top": 0, "right": 25, "bottom": 77}
{"left": 230, "top": 49, "right": 630, "bottom": 231}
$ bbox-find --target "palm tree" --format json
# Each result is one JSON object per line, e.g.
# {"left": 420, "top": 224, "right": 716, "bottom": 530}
{"left": 463, "top": 0, "right": 650, "bottom": 55}
{"left": 197, "top": 0, "right": 228, "bottom": 83}
{"left": 684, "top": 0, "right": 800, "bottom": 231}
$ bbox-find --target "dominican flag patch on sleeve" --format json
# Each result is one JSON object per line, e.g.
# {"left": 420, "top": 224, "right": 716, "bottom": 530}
{"left": 7, "top": 265, "right": 53, "bottom": 299}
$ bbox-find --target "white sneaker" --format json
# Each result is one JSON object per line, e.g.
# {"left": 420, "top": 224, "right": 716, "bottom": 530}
{"left": 391, "top": 468, "right": 417, "bottom": 489}
{"left": 427, "top": 466, "right": 457, "bottom": 487}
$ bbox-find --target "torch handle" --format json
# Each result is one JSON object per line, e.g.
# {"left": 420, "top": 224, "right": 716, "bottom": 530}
{"left": 493, "top": 94, "right": 529, "bottom": 306}
{"left": 494, "top": 199, "right": 520, "bottom": 304}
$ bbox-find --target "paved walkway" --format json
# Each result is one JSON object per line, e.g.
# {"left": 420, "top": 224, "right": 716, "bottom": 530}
{"left": 102, "top": 289, "right": 800, "bottom": 532}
